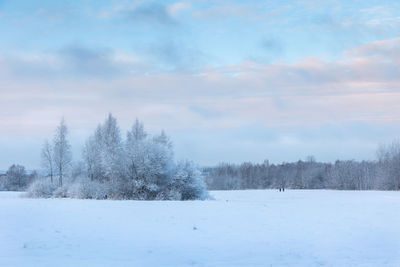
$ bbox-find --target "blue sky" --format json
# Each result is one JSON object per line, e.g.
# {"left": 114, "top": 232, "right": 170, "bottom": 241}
{"left": 1, "top": 0, "right": 400, "bottom": 169}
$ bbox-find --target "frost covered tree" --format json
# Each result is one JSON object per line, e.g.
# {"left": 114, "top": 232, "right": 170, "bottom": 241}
{"left": 153, "top": 130, "right": 172, "bottom": 149}
{"left": 53, "top": 118, "right": 72, "bottom": 186}
{"left": 125, "top": 119, "right": 147, "bottom": 182}
{"left": 41, "top": 139, "right": 54, "bottom": 183}
{"left": 151, "top": 130, "right": 174, "bottom": 179}
{"left": 83, "top": 135, "right": 101, "bottom": 181}
{"left": 130, "top": 118, "right": 147, "bottom": 141}
{"left": 124, "top": 121, "right": 175, "bottom": 199}
{"left": 98, "top": 114, "right": 123, "bottom": 184}
{"left": 83, "top": 114, "right": 123, "bottom": 184}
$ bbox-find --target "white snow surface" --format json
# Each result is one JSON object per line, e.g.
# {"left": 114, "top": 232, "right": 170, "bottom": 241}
{"left": 1, "top": 190, "right": 400, "bottom": 266}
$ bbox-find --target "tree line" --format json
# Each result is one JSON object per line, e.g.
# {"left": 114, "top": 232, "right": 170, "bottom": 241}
{"left": 204, "top": 143, "right": 400, "bottom": 191}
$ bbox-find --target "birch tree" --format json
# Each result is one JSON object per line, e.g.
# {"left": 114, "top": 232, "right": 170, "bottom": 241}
{"left": 41, "top": 139, "right": 54, "bottom": 183}
{"left": 53, "top": 118, "right": 72, "bottom": 186}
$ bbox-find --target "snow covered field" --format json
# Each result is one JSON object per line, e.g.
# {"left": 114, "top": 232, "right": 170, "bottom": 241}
{"left": 1, "top": 190, "right": 400, "bottom": 266}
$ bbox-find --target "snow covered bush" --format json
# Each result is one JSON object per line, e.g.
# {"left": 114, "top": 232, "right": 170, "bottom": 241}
{"left": 26, "top": 178, "right": 58, "bottom": 198}
{"left": 173, "top": 161, "right": 209, "bottom": 200}
{"left": 66, "top": 178, "right": 109, "bottom": 199}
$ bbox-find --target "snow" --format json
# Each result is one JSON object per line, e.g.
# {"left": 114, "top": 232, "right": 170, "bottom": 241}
{"left": 1, "top": 190, "right": 400, "bottom": 266}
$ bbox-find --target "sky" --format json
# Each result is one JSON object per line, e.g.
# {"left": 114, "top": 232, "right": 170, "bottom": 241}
{"left": 1, "top": 0, "right": 400, "bottom": 169}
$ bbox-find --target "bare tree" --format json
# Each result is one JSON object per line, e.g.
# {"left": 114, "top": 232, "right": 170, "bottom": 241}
{"left": 53, "top": 118, "right": 72, "bottom": 186}
{"left": 41, "top": 139, "right": 54, "bottom": 183}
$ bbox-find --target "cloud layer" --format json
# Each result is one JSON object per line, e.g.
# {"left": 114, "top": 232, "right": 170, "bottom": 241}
{"left": 1, "top": 1, "right": 400, "bottom": 169}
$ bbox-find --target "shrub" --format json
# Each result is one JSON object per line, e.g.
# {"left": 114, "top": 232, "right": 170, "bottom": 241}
{"left": 173, "top": 161, "right": 209, "bottom": 200}
{"left": 26, "top": 178, "right": 57, "bottom": 198}
{"left": 53, "top": 177, "right": 109, "bottom": 199}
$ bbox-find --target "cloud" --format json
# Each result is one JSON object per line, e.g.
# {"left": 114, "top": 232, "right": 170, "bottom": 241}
{"left": 360, "top": 5, "right": 400, "bottom": 29}
{"left": 0, "top": 39, "right": 400, "bottom": 142}
{"left": 124, "top": 2, "right": 177, "bottom": 26}
{"left": 167, "top": 2, "right": 191, "bottom": 17}
{"left": 142, "top": 39, "right": 205, "bottom": 71}
{"left": 60, "top": 45, "right": 125, "bottom": 77}
{"left": 2, "top": 38, "right": 400, "bottom": 132}
{"left": 261, "top": 38, "right": 283, "bottom": 53}
{"left": 2, "top": 37, "right": 400, "bottom": 168}
{"left": 0, "top": 45, "right": 145, "bottom": 80}
{"left": 99, "top": 1, "right": 185, "bottom": 26}
{"left": 2, "top": 1, "right": 400, "bottom": 168}
{"left": 254, "top": 37, "right": 285, "bottom": 63}
{"left": 344, "top": 37, "right": 400, "bottom": 58}
{"left": 193, "top": 3, "right": 255, "bottom": 21}
{"left": 189, "top": 105, "right": 221, "bottom": 119}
